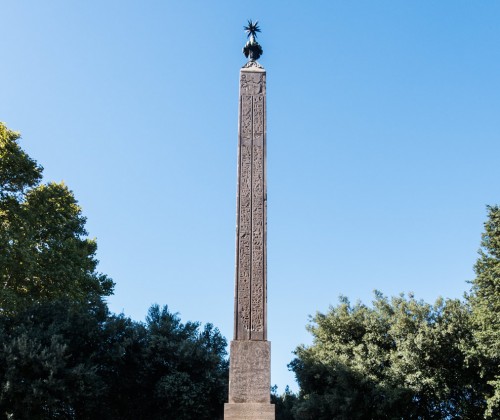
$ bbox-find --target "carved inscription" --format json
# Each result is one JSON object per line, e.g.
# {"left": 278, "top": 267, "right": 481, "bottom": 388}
{"left": 251, "top": 94, "right": 265, "bottom": 334}
{"left": 241, "top": 95, "right": 253, "bottom": 137}
{"left": 253, "top": 95, "right": 264, "bottom": 135}
{"left": 236, "top": 70, "right": 266, "bottom": 340}
{"left": 251, "top": 139, "right": 264, "bottom": 334}
{"left": 240, "top": 72, "right": 265, "bottom": 95}
{"left": 238, "top": 95, "right": 253, "bottom": 332}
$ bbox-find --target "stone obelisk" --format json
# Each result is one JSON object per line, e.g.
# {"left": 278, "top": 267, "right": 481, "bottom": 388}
{"left": 224, "top": 21, "right": 275, "bottom": 420}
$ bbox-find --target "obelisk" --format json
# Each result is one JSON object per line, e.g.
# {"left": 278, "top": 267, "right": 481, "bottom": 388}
{"left": 224, "top": 21, "right": 275, "bottom": 420}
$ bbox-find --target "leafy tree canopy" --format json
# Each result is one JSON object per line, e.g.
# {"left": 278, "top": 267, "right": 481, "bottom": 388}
{"left": 469, "top": 205, "right": 500, "bottom": 417}
{"left": 287, "top": 292, "right": 486, "bottom": 419}
{"left": 0, "top": 302, "right": 228, "bottom": 419}
{"left": 0, "top": 122, "right": 113, "bottom": 314}
{"left": 273, "top": 206, "right": 500, "bottom": 419}
{"left": 0, "top": 122, "right": 229, "bottom": 418}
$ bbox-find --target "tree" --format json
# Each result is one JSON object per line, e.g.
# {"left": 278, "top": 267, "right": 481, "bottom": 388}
{"left": 0, "top": 300, "right": 112, "bottom": 418}
{"left": 0, "top": 122, "right": 229, "bottom": 418}
{"left": 0, "top": 122, "right": 113, "bottom": 315}
{"left": 271, "top": 385, "right": 298, "bottom": 420}
{"left": 469, "top": 205, "right": 500, "bottom": 418}
{"left": 134, "top": 304, "right": 228, "bottom": 420}
{"left": 0, "top": 302, "right": 229, "bottom": 419}
{"left": 289, "top": 293, "right": 486, "bottom": 419}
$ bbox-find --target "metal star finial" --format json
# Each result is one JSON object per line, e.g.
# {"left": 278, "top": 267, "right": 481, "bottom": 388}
{"left": 244, "top": 20, "right": 261, "bottom": 40}
{"left": 242, "top": 20, "right": 263, "bottom": 62}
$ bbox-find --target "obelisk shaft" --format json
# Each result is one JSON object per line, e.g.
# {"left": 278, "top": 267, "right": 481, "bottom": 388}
{"left": 224, "top": 64, "right": 274, "bottom": 420}
{"left": 234, "top": 66, "right": 267, "bottom": 341}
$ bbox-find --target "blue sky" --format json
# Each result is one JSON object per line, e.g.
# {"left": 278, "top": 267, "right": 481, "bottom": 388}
{"left": 2, "top": 1, "right": 500, "bottom": 392}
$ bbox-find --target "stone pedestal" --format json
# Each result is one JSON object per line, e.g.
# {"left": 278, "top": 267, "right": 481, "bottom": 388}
{"left": 224, "top": 403, "right": 275, "bottom": 420}
{"left": 224, "top": 331, "right": 275, "bottom": 418}
{"left": 227, "top": 341, "right": 271, "bottom": 404}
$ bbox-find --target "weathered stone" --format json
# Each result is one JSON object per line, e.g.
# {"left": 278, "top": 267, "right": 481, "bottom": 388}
{"left": 234, "top": 66, "right": 267, "bottom": 342}
{"left": 228, "top": 340, "right": 271, "bottom": 404}
{"left": 224, "top": 403, "right": 275, "bottom": 420}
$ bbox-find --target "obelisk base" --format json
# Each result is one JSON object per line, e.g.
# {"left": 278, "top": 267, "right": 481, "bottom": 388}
{"left": 225, "top": 341, "right": 275, "bottom": 419}
{"left": 224, "top": 403, "right": 275, "bottom": 420}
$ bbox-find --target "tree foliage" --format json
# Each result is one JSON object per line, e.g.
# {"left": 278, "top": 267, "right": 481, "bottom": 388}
{"left": 0, "top": 122, "right": 113, "bottom": 314}
{"left": 275, "top": 206, "right": 500, "bottom": 419}
{"left": 272, "top": 385, "right": 298, "bottom": 420}
{"left": 0, "top": 122, "right": 229, "bottom": 418}
{"left": 0, "top": 302, "right": 228, "bottom": 419}
{"left": 286, "top": 293, "right": 486, "bottom": 419}
{"left": 469, "top": 205, "right": 500, "bottom": 418}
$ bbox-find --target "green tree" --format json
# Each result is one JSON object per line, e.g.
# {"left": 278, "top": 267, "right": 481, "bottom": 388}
{"left": 272, "top": 385, "right": 298, "bottom": 420}
{"left": 469, "top": 205, "right": 500, "bottom": 418}
{"left": 0, "top": 122, "right": 113, "bottom": 314}
{"left": 0, "top": 122, "right": 229, "bottom": 418}
{"left": 0, "top": 300, "right": 112, "bottom": 418}
{"left": 134, "top": 304, "right": 228, "bottom": 420}
{"left": 0, "top": 302, "right": 229, "bottom": 419}
{"left": 289, "top": 293, "right": 486, "bottom": 419}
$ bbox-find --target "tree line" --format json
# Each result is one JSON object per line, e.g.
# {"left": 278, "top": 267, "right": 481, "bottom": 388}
{"left": 272, "top": 211, "right": 500, "bottom": 419}
{"left": 1, "top": 122, "right": 499, "bottom": 419}
{"left": 0, "top": 123, "right": 227, "bottom": 419}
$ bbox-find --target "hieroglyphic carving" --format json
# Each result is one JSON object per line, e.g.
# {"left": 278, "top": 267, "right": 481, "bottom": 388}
{"left": 236, "top": 69, "right": 266, "bottom": 340}
{"left": 240, "top": 72, "right": 265, "bottom": 95}
{"left": 241, "top": 95, "right": 253, "bottom": 137}
{"left": 253, "top": 95, "right": 264, "bottom": 134}
{"left": 251, "top": 93, "right": 265, "bottom": 335}
{"left": 237, "top": 95, "right": 253, "bottom": 333}
{"left": 251, "top": 138, "right": 264, "bottom": 334}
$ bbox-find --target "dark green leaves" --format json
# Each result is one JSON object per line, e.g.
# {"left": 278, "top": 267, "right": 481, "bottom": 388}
{"left": 0, "top": 302, "right": 228, "bottom": 419}
{"left": 0, "top": 123, "right": 113, "bottom": 315}
{"left": 288, "top": 293, "right": 486, "bottom": 419}
{"left": 0, "top": 123, "right": 42, "bottom": 198}
{"left": 470, "top": 205, "right": 500, "bottom": 418}
{"left": 0, "top": 122, "right": 228, "bottom": 418}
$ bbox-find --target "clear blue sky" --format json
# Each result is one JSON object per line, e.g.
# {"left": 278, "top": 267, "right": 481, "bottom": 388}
{"left": 2, "top": 1, "right": 500, "bottom": 392}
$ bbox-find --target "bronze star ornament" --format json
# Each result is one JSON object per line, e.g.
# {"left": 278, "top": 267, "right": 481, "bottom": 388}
{"left": 243, "top": 20, "right": 263, "bottom": 61}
